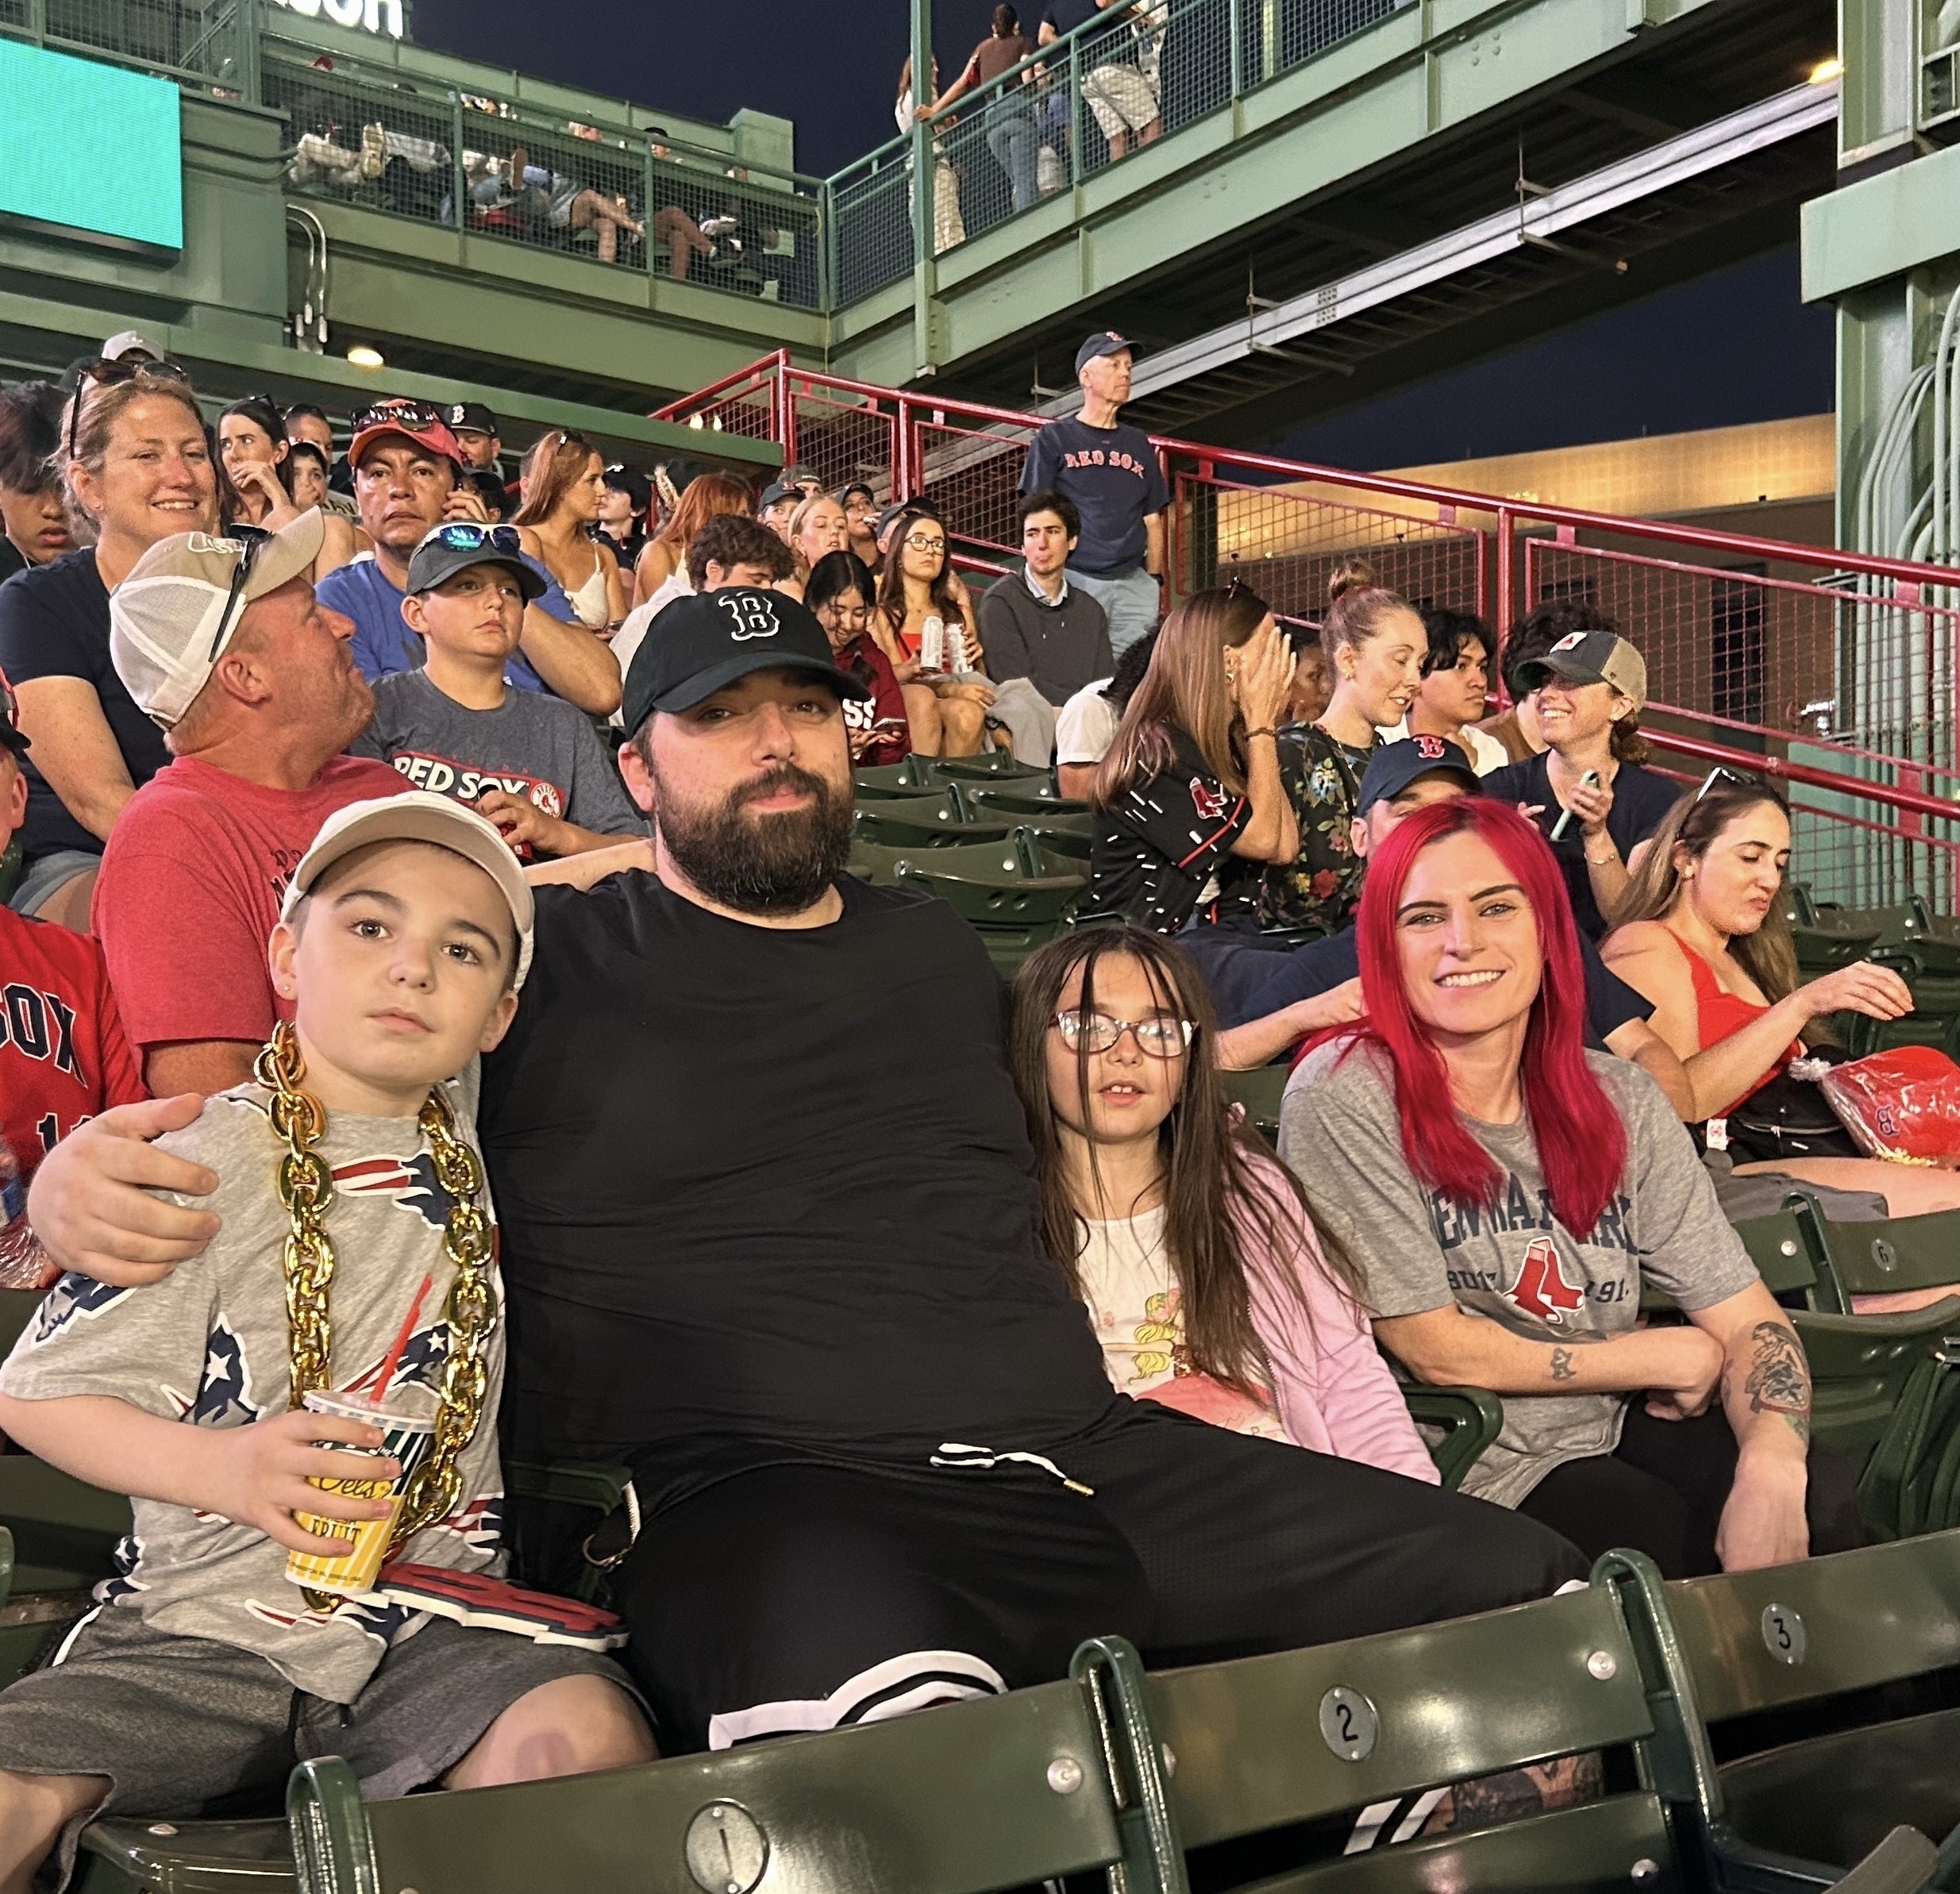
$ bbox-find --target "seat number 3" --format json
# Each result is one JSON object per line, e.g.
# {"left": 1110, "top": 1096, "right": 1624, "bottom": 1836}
{"left": 1760, "top": 1603, "right": 1806, "bottom": 1665}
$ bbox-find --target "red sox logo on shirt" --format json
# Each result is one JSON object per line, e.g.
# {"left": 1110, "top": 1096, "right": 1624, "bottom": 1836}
{"left": 1191, "top": 777, "right": 1227, "bottom": 821}
{"left": 1412, "top": 733, "right": 1447, "bottom": 760}
{"left": 1506, "top": 1235, "right": 1588, "bottom": 1326}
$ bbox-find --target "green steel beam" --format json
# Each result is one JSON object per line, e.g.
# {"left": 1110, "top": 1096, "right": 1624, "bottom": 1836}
{"left": 0, "top": 281, "right": 778, "bottom": 466}
{"left": 306, "top": 201, "right": 821, "bottom": 406}
{"left": 829, "top": 0, "right": 1731, "bottom": 387}
{"left": 1802, "top": 137, "right": 1960, "bottom": 303}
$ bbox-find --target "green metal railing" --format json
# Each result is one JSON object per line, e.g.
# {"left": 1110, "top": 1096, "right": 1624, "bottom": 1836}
{"left": 1, "top": 0, "right": 1414, "bottom": 314}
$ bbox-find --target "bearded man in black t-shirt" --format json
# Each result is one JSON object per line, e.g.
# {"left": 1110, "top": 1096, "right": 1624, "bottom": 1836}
{"left": 32, "top": 588, "right": 1584, "bottom": 1756}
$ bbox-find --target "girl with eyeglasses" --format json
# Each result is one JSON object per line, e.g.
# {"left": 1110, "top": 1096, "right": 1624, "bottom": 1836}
{"left": 1009, "top": 926, "right": 1436, "bottom": 1471}
{"left": 1602, "top": 780, "right": 1960, "bottom": 1269}
{"left": 807, "top": 552, "right": 909, "bottom": 765}
{"left": 876, "top": 509, "right": 995, "bottom": 756}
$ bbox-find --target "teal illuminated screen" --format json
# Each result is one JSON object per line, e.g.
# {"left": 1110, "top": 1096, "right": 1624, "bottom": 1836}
{"left": 0, "top": 39, "right": 183, "bottom": 250}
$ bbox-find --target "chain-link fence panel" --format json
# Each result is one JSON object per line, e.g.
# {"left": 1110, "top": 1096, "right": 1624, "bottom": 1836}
{"left": 1195, "top": 475, "right": 1486, "bottom": 627}
{"left": 911, "top": 417, "right": 1038, "bottom": 552}
{"left": 30, "top": 0, "right": 251, "bottom": 84}
{"left": 1527, "top": 539, "right": 1960, "bottom": 910}
{"left": 787, "top": 390, "right": 898, "bottom": 506}
{"left": 265, "top": 55, "right": 458, "bottom": 225}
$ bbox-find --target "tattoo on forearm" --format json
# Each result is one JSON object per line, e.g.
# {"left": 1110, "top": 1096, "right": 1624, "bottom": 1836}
{"left": 1740, "top": 1321, "right": 1811, "bottom": 1443}
{"left": 1550, "top": 1347, "right": 1575, "bottom": 1383}
{"left": 1427, "top": 1753, "right": 1604, "bottom": 1834}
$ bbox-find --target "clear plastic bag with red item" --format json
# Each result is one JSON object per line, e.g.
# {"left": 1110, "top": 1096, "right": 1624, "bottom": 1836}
{"left": 1804, "top": 1045, "right": 1960, "bottom": 1166}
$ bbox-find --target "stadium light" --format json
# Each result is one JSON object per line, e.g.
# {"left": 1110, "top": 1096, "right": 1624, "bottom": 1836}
{"left": 346, "top": 345, "right": 385, "bottom": 370}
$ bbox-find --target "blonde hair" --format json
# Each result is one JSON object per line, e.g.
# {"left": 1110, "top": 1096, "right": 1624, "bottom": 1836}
{"left": 1320, "top": 556, "right": 1415, "bottom": 662}
{"left": 58, "top": 372, "right": 209, "bottom": 537}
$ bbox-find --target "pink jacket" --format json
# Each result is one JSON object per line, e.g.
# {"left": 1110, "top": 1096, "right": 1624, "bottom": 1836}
{"left": 1236, "top": 1156, "right": 1438, "bottom": 1483}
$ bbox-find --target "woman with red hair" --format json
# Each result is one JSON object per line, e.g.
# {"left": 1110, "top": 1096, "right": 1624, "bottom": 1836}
{"left": 1280, "top": 797, "right": 1864, "bottom": 1576}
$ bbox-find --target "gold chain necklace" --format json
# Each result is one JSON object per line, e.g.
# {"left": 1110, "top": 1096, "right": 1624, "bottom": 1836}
{"left": 257, "top": 1022, "right": 500, "bottom": 1606}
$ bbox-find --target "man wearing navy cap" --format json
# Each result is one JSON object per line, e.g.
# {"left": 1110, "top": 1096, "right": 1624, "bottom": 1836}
{"left": 1019, "top": 331, "right": 1168, "bottom": 656}
{"left": 1207, "top": 736, "right": 1693, "bottom": 1115}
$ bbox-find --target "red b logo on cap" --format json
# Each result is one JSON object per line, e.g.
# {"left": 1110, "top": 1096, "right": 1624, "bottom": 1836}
{"left": 1413, "top": 734, "right": 1446, "bottom": 759}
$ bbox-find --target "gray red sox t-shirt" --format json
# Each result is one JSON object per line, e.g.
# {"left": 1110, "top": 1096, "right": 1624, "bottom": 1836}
{"left": 1280, "top": 1041, "right": 1758, "bottom": 1507}
{"left": 353, "top": 670, "right": 647, "bottom": 848}
{"left": 0, "top": 1080, "right": 507, "bottom": 1703}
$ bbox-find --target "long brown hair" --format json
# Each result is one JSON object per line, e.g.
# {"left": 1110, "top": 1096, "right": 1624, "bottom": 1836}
{"left": 1092, "top": 584, "right": 1269, "bottom": 810}
{"left": 1011, "top": 926, "right": 1357, "bottom": 1395}
{"left": 512, "top": 428, "right": 599, "bottom": 527}
{"left": 877, "top": 508, "right": 965, "bottom": 633}
{"left": 1615, "top": 780, "right": 1800, "bottom": 1000}
{"left": 653, "top": 468, "right": 753, "bottom": 554}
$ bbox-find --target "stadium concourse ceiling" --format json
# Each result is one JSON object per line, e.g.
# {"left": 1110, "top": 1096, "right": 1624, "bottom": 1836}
{"left": 922, "top": 0, "right": 1835, "bottom": 447}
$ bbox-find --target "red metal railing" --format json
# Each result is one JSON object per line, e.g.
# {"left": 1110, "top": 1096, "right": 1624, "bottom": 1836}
{"left": 656, "top": 355, "right": 1960, "bottom": 908}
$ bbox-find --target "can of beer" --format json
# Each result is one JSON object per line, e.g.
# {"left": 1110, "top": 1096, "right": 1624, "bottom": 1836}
{"left": 283, "top": 1391, "right": 437, "bottom": 1600}
{"left": 919, "top": 614, "right": 945, "bottom": 673}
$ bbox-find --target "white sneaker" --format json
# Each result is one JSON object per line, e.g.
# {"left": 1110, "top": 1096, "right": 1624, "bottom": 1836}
{"left": 360, "top": 123, "right": 387, "bottom": 181}
{"left": 700, "top": 214, "right": 738, "bottom": 237}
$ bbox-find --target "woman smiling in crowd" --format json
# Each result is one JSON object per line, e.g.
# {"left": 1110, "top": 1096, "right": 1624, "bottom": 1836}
{"left": 1261, "top": 560, "right": 1425, "bottom": 936}
{"left": 1281, "top": 795, "right": 1864, "bottom": 1576}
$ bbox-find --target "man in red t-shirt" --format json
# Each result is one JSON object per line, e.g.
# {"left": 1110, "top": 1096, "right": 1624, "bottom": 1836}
{"left": 91, "top": 515, "right": 405, "bottom": 1095}
{"left": 0, "top": 669, "right": 144, "bottom": 1180}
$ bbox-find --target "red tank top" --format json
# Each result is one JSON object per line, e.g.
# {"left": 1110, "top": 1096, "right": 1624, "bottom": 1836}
{"left": 1667, "top": 930, "right": 1800, "bottom": 1104}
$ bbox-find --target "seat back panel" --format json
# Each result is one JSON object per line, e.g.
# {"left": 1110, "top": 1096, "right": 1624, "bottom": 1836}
{"left": 1237, "top": 1792, "right": 1682, "bottom": 1894}
{"left": 1668, "top": 1529, "right": 1960, "bottom": 1723}
{"left": 1149, "top": 1587, "right": 1653, "bottom": 1849}
{"left": 367, "top": 1678, "right": 1126, "bottom": 1894}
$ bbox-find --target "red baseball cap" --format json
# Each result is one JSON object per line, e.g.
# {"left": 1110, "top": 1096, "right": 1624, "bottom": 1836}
{"left": 347, "top": 398, "right": 464, "bottom": 472}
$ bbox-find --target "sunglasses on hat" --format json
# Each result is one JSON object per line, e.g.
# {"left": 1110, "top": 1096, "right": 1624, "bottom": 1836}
{"left": 431, "top": 522, "right": 524, "bottom": 557}
{"left": 66, "top": 356, "right": 191, "bottom": 460}
{"left": 348, "top": 399, "right": 447, "bottom": 437}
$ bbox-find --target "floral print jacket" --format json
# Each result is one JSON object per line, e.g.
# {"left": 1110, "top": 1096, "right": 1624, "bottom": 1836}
{"left": 1259, "top": 722, "right": 1375, "bottom": 934}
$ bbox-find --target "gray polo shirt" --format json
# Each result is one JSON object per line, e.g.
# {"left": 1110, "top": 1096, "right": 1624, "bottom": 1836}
{"left": 978, "top": 567, "right": 1115, "bottom": 706}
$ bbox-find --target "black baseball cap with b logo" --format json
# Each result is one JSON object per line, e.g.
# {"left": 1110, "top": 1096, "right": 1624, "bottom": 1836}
{"left": 619, "top": 587, "right": 871, "bottom": 736}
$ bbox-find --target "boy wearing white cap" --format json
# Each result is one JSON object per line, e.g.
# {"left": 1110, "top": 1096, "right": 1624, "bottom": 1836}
{"left": 0, "top": 793, "right": 653, "bottom": 1891}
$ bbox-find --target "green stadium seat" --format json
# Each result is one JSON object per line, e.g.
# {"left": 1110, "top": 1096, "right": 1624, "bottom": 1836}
{"left": 0, "top": 1453, "right": 130, "bottom": 1596}
{"left": 1138, "top": 1579, "right": 1701, "bottom": 1893}
{"left": 1843, "top": 946, "right": 1960, "bottom": 1060}
{"left": 0, "top": 1285, "right": 38, "bottom": 1357}
{"left": 849, "top": 835, "right": 1038, "bottom": 885}
{"left": 1402, "top": 1386, "right": 1504, "bottom": 1491}
{"left": 852, "top": 804, "right": 1015, "bottom": 849}
{"left": 963, "top": 783, "right": 1090, "bottom": 821}
{"left": 892, "top": 862, "right": 1085, "bottom": 928}
{"left": 1025, "top": 824, "right": 1094, "bottom": 862}
{"left": 1790, "top": 920, "right": 1883, "bottom": 981}
{"left": 1817, "top": 1204, "right": 1960, "bottom": 1303}
{"left": 918, "top": 753, "right": 1053, "bottom": 785}
{"left": 1602, "top": 1531, "right": 1960, "bottom": 1884}
{"left": 78, "top": 1817, "right": 295, "bottom": 1892}
{"left": 283, "top": 1638, "right": 1182, "bottom": 1894}
{"left": 1223, "top": 1064, "right": 1289, "bottom": 1143}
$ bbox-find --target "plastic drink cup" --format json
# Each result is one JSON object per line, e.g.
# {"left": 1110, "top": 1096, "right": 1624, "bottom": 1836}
{"left": 284, "top": 1391, "right": 436, "bottom": 1599}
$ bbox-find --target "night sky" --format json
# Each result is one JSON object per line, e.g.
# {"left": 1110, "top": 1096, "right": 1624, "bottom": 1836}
{"left": 410, "top": 0, "right": 1835, "bottom": 465}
